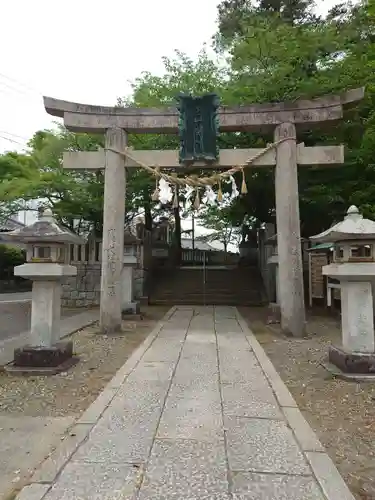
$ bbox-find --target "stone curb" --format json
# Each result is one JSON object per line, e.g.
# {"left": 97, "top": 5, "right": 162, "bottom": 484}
{"left": 14, "top": 306, "right": 176, "bottom": 500}
{"left": 0, "top": 298, "right": 31, "bottom": 304}
{"left": 235, "top": 310, "right": 356, "bottom": 500}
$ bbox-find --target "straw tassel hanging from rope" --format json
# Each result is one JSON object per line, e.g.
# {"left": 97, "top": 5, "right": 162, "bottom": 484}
{"left": 173, "top": 185, "right": 179, "bottom": 208}
{"left": 151, "top": 167, "right": 160, "bottom": 201}
{"left": 217, "top": 179, "right": 223, "bottom": 202}
{"left": 241, "top": 168, "right": 248, "bottom": 195}
{"left": 193, "top": 188, "right": 201, "bottom": 210}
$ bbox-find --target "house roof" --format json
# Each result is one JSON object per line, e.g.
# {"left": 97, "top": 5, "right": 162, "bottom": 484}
{"left": 307, "top": 242, "right": 334, "bottom": 252}
{"left": 181, "top": 238, "right": 216, "bottom": 251}
{"left": 0, "top": 217, "right": 25, "bottom": 232}
{"left": 4, "top": 209, "right": 84, "bottom": 244}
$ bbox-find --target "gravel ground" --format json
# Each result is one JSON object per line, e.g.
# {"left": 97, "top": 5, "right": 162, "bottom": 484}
{"left": 0, "top": 306, "right": 170, "bottom": 417}
{"left": 240, "top": 306, "right": 375, "bottom": 500}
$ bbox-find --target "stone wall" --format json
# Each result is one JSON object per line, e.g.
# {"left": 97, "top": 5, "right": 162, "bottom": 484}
{"left": 309, "top": 252, "right": 340, "bottom": 303}
{"left": 310, "top": 252, "right": 327, "bottom": 300}
{"left": 61, "top": 262, "right": 101, "bottom": 308}
{"left": 62, "top": 239, "right": 147, "bottom": 308}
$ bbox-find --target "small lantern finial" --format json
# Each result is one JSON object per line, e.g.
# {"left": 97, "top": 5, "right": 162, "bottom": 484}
{"left": 345, "top": 205, "right": 362, "bottom": 221}
{"left": 40, "top": 208, "right": 54, "bottom": 220}
{"left": 347, "top": 205, "right": 359, "bottom": 215}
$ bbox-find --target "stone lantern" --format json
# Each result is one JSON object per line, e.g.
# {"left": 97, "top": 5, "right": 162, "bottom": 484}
{"left": 121, "top": 230, "right": 140, "bottom": 315}
{"left": 4, "top": 209, "right": 84, "bottom": 374}
{"left": 310, "top": 205, "right": 375, "bottom": 378}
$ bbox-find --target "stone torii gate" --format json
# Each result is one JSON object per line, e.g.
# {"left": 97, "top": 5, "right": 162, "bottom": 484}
{"left": 44, "top": 88, "right": 364, "bottom": 336}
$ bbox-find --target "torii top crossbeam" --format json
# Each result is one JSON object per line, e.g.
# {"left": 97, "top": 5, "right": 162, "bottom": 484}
{"left": 44, "top": 88, "right": 364, "bottom": 134}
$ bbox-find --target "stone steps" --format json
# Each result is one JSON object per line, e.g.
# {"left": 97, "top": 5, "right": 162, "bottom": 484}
{"left": 149, "top": 266, "right": 265, "bottom": 306}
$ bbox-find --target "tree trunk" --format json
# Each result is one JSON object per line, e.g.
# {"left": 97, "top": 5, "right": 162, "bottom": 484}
{"left": 144, "top": 203, "right": 152, "bottom": 231}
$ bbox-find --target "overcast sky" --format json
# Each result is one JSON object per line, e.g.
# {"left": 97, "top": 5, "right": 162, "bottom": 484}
{"left": 1, "top": 0, "right": 341, "bottom": 155}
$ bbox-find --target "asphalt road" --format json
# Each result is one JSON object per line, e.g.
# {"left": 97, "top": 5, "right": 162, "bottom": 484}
{"left": 0, "top": 293, "right": 78, "bottom": 342}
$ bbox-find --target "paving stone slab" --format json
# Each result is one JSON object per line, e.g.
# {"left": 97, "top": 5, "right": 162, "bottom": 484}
{"left": 126, "top": 361, "right": 176, "bottom": 383}
{"left": 214, "top": 306, "right": 237, "bottom": 318}
{"left": 231, "top": 472, "right": 325, "bottom": 499}
{"left": 215, "top": 320, "right": 243, "bottom": 334}
{"left": 73, "top": 384, "right": 167, "bottom": 464}
{"left": 96, "top": 382, "right": 169, "bottom": 431}
{"left": 169, "top": 378, "right": 220, "bottom": 400}
{"left": 32, "top": 423, "right": 94, "bottom": 483}
{"left": 42, "top": 462, "right": 139, "bottom": 499}
{"left": 157, "top": 396, "right": 223, "bottom": 441}
{"left": 218, "top": 348, "right": 260, "bottom": 366}
{"left": 138, "top": 439, "right": 228, "bottom": 500}
{"left": 174, "top": 357, "right": 218, "bottom": 378}
{"left": 183, "top": 332, "right": 217, "bottom": 345}
{"left": 0, "top": 415, "right": 74, "bottom": 498}
{"left": 141, "top": 340, "right": 184, "bottom": 362}
{"left": 187, "top": 325, "right": 216, "bottom": 332}
{"left": 157, "top": 328, "right": 188, "bottom": 338}
{"left": 222, "top": 384, "right": 283, "bottom": 419}
{"left": 180, "top": 346, "right": 218, "bottom": 361}
{"left": 216, "top": 334, "right": 252, "bottom": 351}
{"left": 112, "top": 380, "right": 170, "bottom": 407}
{"left": 16, "top": 484, "right": 50, "bottom": 500}
{"left": 225, "top": 416, "right": 310, "bottom": 475}
{"left": 219, "top": 362, "right": 270, "bottom": 389}
{"left": 72, "top": 426, "right": 155, "bottom": 465}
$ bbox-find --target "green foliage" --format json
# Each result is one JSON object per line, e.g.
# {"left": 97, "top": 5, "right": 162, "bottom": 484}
{"left": 215, "top": 0, "right": 319, "bottom": 51}
{"left": 0, "top": 244, "right": 25, "bottom": 280}
{"left": 198, "top": 203, "right": 242, "bottom": 251}
{"left": 214, "top": 0, "right": 375, "bottom": 236}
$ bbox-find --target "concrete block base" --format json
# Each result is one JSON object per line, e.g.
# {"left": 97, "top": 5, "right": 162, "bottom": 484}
{"left": 139, "top": 296, "right": 149, "bottom": 306}
{"left": 122, "top": 302, "right": 140, "bottom": 316}
{"left": 328, "top": 344, "right": 375, "bottom": 375}
{"left": 5, "top": 341, "right": 79, "bottom": 376}
{"left": 5, "top": 356, "right": 79, "bottom": 376}
{"left": 322, "top": 362, "right": 375, "bottom": 382}
{"left": 267, "top": 302, "right": 281, "bottom": 325}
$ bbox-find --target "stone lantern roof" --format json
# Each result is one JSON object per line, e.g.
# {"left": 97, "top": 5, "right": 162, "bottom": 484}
{"left": 310, "top": 206, "right": 375, "bottom": 243}
{"left": 123, "top": 229, "right": 140, "bottom": 245}
{"left": 5, "top": 209, "right": 84, "bottom": 244}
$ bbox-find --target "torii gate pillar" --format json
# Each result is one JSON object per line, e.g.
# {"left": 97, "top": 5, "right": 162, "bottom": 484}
{"left": 100, "top": 128, "right": 127, "bottom": 334}
{"left": 274, "top": 123, "right": 305, "bottom": 336}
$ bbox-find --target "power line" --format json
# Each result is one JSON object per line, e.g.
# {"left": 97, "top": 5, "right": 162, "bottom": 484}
{"left": 0, "top": 72, "right": 41, "bottom": 96}
{"left": 0, "top": 135, "right": 27, "bottom": 146}
{"left": 0, "top": 80, "right": 33, "bottom": 97}
{"left": 0, "top": 130, "right": 29, "bottom": 141}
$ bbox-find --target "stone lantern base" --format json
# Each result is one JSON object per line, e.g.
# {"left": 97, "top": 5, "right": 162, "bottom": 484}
{"left": 327, "top": 345, "right": 375, "bottom": 380}
{"left": 5, "top": 341, "right": 79, "bottom": 376}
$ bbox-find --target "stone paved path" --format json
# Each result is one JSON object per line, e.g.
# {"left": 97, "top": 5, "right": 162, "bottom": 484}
{"left": 18, "top": 306, "right": 354, "bottom": 500}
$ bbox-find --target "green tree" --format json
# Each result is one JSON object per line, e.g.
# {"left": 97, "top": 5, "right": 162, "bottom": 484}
{"left": 215, "top": 0, "right": 318, "bottom": 51}
{"left": 0, "top": 245, "right": 25, "bottom": 281}
{"left": 214, "top": 0, "right": 375, "bottom": 236}
{"left": 198, "top": 203, "right": 242, "bottom": 252}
